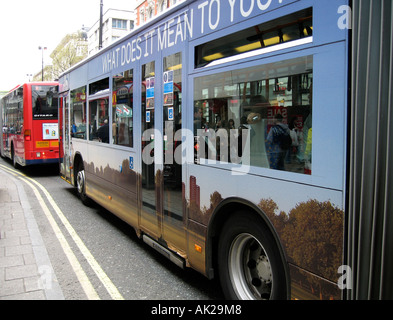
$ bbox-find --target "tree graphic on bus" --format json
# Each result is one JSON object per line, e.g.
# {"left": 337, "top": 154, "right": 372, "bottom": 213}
{"left": 188, "top": 175, "right": 344, "bottom": 299}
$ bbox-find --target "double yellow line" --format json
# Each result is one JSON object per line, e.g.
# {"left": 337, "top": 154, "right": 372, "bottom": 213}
{"left": 0, "top": 164, "right": 124, "bottom": 300}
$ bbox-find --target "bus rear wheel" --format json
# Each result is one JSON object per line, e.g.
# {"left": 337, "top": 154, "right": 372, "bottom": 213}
{"left": 217, "top": 212, "right": 287, "bottom": 300}
{"left": 11, "top": 145, "right": 19, "bottom": 169}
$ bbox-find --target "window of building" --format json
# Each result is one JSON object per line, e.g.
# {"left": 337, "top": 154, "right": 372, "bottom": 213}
{"left": 158, "top": 0, "right": 166, "bottom": 13}
{"left": 194, "top": 56, "right": 313, "bottom": 174}
{"left": 112, "top": 18, "right": 127, "bottom": 29}
{"left": 140, "top": 9, "right": 145, "bottom": 25}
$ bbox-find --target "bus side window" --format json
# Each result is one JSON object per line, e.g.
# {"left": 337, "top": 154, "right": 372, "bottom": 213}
{"left": 71, "top": 86, "right": 87, "bottom": 140}
{"left": 112, "top": 70, "right": 134, "bottom": 148}
{"left": 193, "top": 57, "right": 313, "bottom": 175}
{"left": 89, "top": 98, "right": 109, "bottom": 143}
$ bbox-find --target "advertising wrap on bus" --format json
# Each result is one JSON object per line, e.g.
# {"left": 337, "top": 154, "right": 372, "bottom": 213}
{"left": 57, "top": 0, "right": 355, "bottom": 300}
{"left": 97, "top": 0, "right": 297, "bottom": 76}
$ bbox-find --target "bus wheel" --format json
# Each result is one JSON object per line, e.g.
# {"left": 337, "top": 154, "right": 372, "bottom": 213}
{"left": 76, "top": 164, "right": 91, "bottom": 206}
{"left": 11, "top": 146, "right": 18, "bottom": 169}
{"left": 217, "top": 212, "right": 287, "bottom": 300}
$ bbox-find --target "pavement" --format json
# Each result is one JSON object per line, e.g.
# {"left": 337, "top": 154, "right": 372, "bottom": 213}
{"left": 0, "top": 167, "right": 64, "bottom": 300}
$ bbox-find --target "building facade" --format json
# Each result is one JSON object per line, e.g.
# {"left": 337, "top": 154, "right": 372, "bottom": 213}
{"left": 88, "top": 8, "right": 135, "bottom": 56}
{"left": 135, "top": 0, "right": 184, "bottom": 27}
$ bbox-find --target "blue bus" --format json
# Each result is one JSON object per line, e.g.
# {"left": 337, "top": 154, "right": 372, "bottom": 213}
{"left": 58, "top": 0, "right": 393, "bottom": 299}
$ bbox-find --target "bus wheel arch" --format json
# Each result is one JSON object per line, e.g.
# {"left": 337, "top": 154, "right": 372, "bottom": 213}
{"left": 207, "top": 199, "right": 290, "bottom": 300}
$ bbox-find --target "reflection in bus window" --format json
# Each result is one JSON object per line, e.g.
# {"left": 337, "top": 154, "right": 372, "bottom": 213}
{"left": 194, "top": 56, "right": 313, "bottom": 174}
{"left": 71, "top": 86, "right": 87, "bottom": 140}
{"left": 112, "top": 70, "right": 134, "bottom": 148}
{"left": 89, "top": 98, "right": 109, "bottom": 143}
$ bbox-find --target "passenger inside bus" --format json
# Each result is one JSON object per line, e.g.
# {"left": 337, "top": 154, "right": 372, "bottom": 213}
{"left": 97, "top": 119, "right": 109, "bottom": 143}
{"left": 89, "top": 98, "right": 109, "bottom": 143}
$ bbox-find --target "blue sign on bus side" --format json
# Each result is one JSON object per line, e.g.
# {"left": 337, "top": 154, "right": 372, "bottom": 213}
{"left": 164, "top": 82, "right": 173, "bottom": 94}
{"left": 129, "top": 156, "right": 134, "bottom": 170}
{"left": 168, "top": 107, "right": 174, "bottom": 121}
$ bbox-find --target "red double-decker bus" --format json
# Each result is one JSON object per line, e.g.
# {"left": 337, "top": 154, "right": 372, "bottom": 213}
{"left": 0, "top": 82, "right": 59, "bottom": 167}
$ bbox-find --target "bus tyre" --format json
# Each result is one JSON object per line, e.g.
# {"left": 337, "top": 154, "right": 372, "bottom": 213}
{"left": 11, "top": 146, "right": 18, "bottom": 169}
{"left": 217, "top": 212, "right": 287, "bottom": 300}
{"left": 76, "top": 165, "right": 91, "bottom": 206}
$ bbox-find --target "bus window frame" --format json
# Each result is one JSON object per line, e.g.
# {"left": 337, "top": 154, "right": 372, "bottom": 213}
{"left": 70, "top": 85, "right": 87, "bottom": 141}
{"left": 188, "top": 42, "right": 347, "bottom": 191}
{"left": 112, "top": 68, "right": 135, "bottom": 150}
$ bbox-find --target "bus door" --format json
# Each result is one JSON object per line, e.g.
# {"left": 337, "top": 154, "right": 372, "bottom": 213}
{"left": 140, "top": 52, "right": 186, "bottom": 254}
{"left": 141, "top": 60, "right": 159, "bottom": 238}
{"left": 60, "top": 93, "right": 72, "bottom": 182}
{"left": 0, "top": 98, "right": 7, "bottom": 156}
{"left": 161, "top": 52, "right": 186, "bottom": 252}
{"left": 12, "top": 86, "right": 24, "bottom": 162}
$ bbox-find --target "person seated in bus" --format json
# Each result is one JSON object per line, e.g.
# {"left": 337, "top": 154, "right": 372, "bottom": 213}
{"left": 266, "top": 113, "right": 291, "bottom": 170}
{"left": 72, "top": 122, "right": 77, "bottom": 137}
{"left": 97, "top": 119, "right": 109, "bottom": 143}
{"left": 285, "top": 117, "right": 300, "bottom": 164}
{"left": 228, "top": 119, "right": 235, "bottom": 130}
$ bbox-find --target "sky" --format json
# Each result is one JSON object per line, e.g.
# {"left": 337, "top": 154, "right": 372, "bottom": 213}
{"left": 0, "top": 0, "right": 136, "bottom": 91}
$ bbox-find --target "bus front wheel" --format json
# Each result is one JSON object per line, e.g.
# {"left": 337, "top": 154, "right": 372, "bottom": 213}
{"left": 217, "top": 212, "right": 287, "bottom": 300}
{"left": 76, "top": 164, "right": 91, "bottom": 206}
